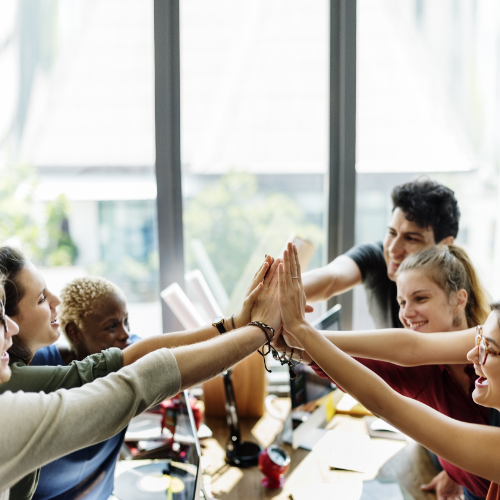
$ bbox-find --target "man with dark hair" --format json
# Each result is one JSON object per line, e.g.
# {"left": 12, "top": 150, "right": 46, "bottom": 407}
{"left": 303, "top": 178, "right": 463, "bottom": 500}
{"left": 303, "top": 178, "right": 460, "bottom": 329}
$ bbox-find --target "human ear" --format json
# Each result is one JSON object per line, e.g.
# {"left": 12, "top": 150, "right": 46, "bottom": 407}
{"left": 64, "top": 322, "right": 83, "bottom": 345}
{"left": 439, "top": 235, "right": 454, "bottom": 245}
{"left": 456, "top": 289, "right": 468, "bottom": 311}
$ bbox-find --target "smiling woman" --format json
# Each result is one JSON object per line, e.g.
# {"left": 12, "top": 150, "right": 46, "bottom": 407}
{"left": 287, "top": 244, "right": 493, "bottom": 499}
{"left": 279, "top": 242, "right": 500, "bottom": 500}
{"left": 0, "top": 246, "right": 280, "bottom": 500}
{"left": 0, "top": 246, "right": 61, "bottom": 365}
{"left": 55, "top": 276, "right": 133, "bottom": 364}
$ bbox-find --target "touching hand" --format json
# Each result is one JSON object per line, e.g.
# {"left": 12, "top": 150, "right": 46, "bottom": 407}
{"left": 421, "top": 470, "right": 464, "bottom": 500}
{"left": 278, "top": 242, "right": 308, "bottom": 340}
{"left": 250, "top": 257, "right": 281, "bottom": 332}
{"left": 231, "top": 255, "right": 274, "bottom": 329}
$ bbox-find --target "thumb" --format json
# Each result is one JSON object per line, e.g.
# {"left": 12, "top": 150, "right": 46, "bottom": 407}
{"left": 420, "top": 479, "right": 437, "bottom": 491}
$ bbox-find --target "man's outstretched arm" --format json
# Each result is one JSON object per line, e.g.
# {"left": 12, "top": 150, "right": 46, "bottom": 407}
{"left": 301, "top": 255, "right": 362, "bottom": 303}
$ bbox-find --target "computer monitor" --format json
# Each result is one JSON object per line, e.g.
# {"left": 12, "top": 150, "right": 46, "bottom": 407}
{"left": 113, "top": 390, "right": 204, "bottom": 500}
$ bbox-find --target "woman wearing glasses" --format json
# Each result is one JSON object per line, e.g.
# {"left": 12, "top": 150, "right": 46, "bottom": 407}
{"left": 279, "top": 243, "right": 500, "bottom": 500}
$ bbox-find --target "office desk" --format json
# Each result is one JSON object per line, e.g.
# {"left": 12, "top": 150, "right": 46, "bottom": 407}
{"left": 201, "top": 400, "right": 438, "bottom": 500}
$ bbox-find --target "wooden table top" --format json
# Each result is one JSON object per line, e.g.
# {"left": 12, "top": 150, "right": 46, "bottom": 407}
{"left": 200, "top": 400, "right": 438, "bottom": 500}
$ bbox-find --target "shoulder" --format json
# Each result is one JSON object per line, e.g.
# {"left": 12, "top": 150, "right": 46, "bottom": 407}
{"left": 31, "top": 345, "right": 65, "bottom": 367}
{"left": 344, "top": 242, "right": 386, "bottom": 280}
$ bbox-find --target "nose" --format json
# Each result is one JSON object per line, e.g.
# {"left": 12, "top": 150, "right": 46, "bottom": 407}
{"left": 49, "top": 291, "right": 61, "bottom": 309}
{"left": 5, "top": 315, "right": 19, "bottom": 339}
{"left": 117, "top": 324, "right": 130, "bottom": 342}
{"left": 402, "top": 302, "right": 417, "bottom": 321}
{"left": 389, "top": 235, "right": 405, "bottom": 258}
{"left": 467, "top": 345, "right": 479, "bottom": 364}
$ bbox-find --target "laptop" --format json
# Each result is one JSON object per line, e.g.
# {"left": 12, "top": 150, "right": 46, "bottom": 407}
{"left": 113, "top": 390, "right": 205, "bottom": 500}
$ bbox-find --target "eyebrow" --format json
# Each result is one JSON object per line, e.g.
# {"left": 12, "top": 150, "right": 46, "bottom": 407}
{"left": 387, "top": 227, "right": 425, "bottom": 238}
{"left": 486, "top": 337, "right": 500, "bottom": 348}
{"left": 396, "top": 289, "right": 431, "bottom": 301}
{"left": 100, "top": 314, "right": 128, "bottom": 325}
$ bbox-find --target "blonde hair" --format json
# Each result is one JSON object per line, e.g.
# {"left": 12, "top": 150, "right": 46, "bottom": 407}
{"left": 59, "top": 276, "right": 125, "bottom": 337}
{"left": 396, "top": 245, "right": 490, "bottom": 328}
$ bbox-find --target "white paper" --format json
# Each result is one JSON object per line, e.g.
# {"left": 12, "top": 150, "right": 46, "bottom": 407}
{"left": 360, "top": 480, "right": 405, "bottom": 500}
{"left": 291, "top": 481, "right": 363, "bottom": 500}
{"left": 185, "top": 269, "right": 223, "bottom": 319}
{"left": 336, "top": 394, "right": 361, "bottom": 412}
{"left": 160, "top": 283, "right": 205, "bottom": 329}
{"left": 369, "top": 418, "right": 400, "bottom": 433}
{"left": 328, "top": 430, "right": 371, "bottom": 473}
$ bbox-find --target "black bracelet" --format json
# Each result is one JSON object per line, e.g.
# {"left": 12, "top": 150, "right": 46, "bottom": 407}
{"left": 231, "top": 314, "right": 236, "bottom": 330}
{"left": 248, "top": 321, "right": 297, "bottom": 379}
{"left": 247, "top": 321, "right": 275, "bottom": 341}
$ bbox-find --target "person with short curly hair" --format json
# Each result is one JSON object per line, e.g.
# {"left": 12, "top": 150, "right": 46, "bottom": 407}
{"left": 55, "top": 276, "right": 132, "bottom": 364}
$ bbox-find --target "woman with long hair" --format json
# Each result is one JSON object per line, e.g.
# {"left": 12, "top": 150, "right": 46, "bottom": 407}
{"left": 278, "top": 243, "right": 493, "bottom": 500}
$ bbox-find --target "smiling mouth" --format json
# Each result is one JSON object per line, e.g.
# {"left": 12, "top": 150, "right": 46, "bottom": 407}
{"left": 408, "top": 321, "right": 428, "bottom": 329}
{"left": 51, "top": 318, "right": 58, "bottom": 325}
{"left": 1, "top": 341, "right": 12, "bottom": 361}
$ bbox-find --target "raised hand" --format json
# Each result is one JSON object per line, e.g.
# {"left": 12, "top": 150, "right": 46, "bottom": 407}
{"left": 250, "top": 257, "right": 281, "bottom": 332}
{"left": 231, "top": 255, "right": 274, "bottom": 329}
{"left": 278, "top": 243, "right": 308, "bottom": 340}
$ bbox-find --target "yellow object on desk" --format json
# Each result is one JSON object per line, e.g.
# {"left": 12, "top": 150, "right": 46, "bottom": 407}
{"left": 335, "top": 393, "right": 372, "bottom": 417}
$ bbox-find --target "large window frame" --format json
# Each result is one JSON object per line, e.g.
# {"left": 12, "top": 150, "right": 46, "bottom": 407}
{"left": 154, "top": 0, "right": 357, "bottom": 332}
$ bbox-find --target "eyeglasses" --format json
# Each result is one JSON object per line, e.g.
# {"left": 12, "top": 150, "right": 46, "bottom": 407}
{"left": 0, "top": 300, "right": 7, "bottom": 334}
{"left": 476, "top": 325, "right": 500, "bottom": 365}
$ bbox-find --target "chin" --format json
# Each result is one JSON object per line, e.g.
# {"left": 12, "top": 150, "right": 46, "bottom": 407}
{"left": 472, "top": 389, "right": 490, "bottom": 408}
{"left": 50, "top": 328, "right": 61, "bottom": 342}
{"left": 0, "top": 367, "right": 12, "bottom": 384}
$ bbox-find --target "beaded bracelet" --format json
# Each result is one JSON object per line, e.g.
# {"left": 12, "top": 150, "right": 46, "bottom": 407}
{"left": 247, "top": 321, "right": 298, "bottom": 379}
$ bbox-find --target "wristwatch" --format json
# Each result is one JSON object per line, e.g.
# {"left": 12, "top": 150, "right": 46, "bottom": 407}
{"left": 212, "top": 316, "right": 226, "bottom": 334}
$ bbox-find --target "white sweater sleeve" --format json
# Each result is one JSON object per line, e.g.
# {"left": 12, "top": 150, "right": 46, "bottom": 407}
{"left": 0, "top": 348, "right": 181, "bottom": 491}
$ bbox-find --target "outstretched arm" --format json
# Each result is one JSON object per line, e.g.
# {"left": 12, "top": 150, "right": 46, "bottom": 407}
{"left": 122, "top": 256, "right": 275, "bottom": 366}
{"left": 318, "top": 328, "right": 475, "bottom": 366}
{"left": 275, "top": 324, "right": 475, "bottom": 368}
{"left": 279, "top": 243, "right": 500, "bottom": 485}
{"left": 302, "top": 255, "right": 361, "bottom": 303}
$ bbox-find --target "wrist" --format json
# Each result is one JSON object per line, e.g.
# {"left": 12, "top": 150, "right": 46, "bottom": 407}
{"left": 226, "top": 314, "right": 237, "bottom": 331}
{"left": 288, "top": 323, "right": 311, "bottom": 343}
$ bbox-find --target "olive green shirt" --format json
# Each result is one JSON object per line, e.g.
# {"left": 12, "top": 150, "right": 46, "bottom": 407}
{"left": 0, "top": 349, "right": 181, "bottom": 500}
{"left": 2, "top": 348, "right": 123, "bottom": 500}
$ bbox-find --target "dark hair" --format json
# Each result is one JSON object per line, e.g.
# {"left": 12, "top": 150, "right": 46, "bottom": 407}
{"left": 397, "top": 245, "right": 490, "bottom": 328}
{"left": 0, "top": 246, "right": 32, "bottom": 364}
{"left": 391, "top": 178, "right": 460, "bottom": 243}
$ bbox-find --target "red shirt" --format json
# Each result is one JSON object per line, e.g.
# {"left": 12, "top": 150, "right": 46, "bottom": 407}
{"left": 488, "top": 483, "right": 500, "bottom": 499}
{"left": 310, "top": 359, "right": 490, "bottom": 498}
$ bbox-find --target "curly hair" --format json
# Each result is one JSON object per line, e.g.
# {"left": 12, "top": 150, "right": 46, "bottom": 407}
{"left": 59, "top": 276, "right": 125, "bottom": 337}
{"left": 397, "top": 245, "right": 490, "bottom": 328}
{"left": 391, "top": 178, "right": 460, "bottom": 243}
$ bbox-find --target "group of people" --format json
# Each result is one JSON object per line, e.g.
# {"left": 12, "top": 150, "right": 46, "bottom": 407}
{"left": 1, "top": 178, "right": 500, "bottom": 500}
